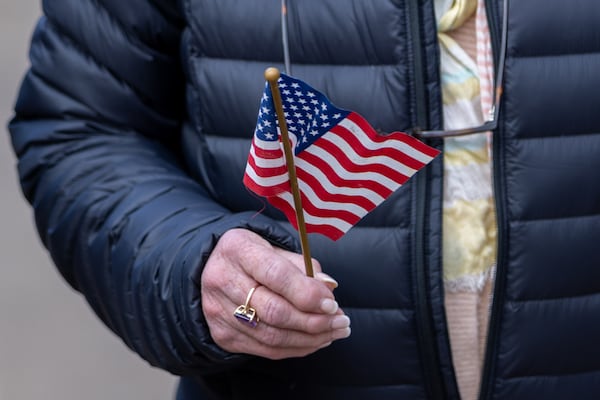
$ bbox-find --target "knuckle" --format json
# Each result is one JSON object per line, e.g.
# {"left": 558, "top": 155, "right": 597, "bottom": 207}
{"left": 261, "top": 297, "right": 287, "bottom": 325}
{"left": 201, "top": 268, "right": 225, "bottom": 289}
{"left": 218, "top": 229, "right": 256, "bottom": 259}
{"left": 203, "top": 306, "right": 219, "bottom": 322}
{"left": 210, "top": 324, "right": 234, "bottom": 349}
{"left": 303, "top": 316, "right": 325, "bottom": 334}
{"left": 201, "top": 297, "right": 221, "bottom": 320}
{"left": 296, "top": 284, "right": 323, "bottom": 310}
{"left": 217, "top": 231, "right": 242, "bottom": 256}
{"left": 262, "top": 260, "right": 287, "bottom": 285}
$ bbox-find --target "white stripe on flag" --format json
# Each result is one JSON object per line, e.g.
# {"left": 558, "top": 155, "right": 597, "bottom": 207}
{"left": 294, "top": 158, "right": 385, "bottom": 204}
{"left": 277, "top": 191, "right": 354, "bottom": 233}
{"left": 301, "top": 145, "right": 400, "bottom": 189}
{"left": 318, "top": 132, "right": 417, "bottom": 177}
{"left": 297, "top": 177, "right": 370, "bottom": 215}
{"left": 244, "top": 163, "right": 289, "bottom": 187}
{"left": 338, "top": 118, "right": 436, "bottom": 164}
{"left": 249, "top": 146, "right": 286, "bottom": 169}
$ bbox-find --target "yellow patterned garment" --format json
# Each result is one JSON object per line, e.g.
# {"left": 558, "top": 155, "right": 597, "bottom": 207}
{"left": 436, "top": 0, "right": 496, "bottom": 292}
{"left": 436, "top": 1, "right": 497, "bottom": 398}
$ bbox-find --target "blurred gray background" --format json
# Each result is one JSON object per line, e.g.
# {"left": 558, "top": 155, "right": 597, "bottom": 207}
{"left": 1, "top": 2, "right": 177, "bottom": 399}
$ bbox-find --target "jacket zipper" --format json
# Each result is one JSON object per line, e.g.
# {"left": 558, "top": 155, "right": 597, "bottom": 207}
{"left": 478, "top": 1, "right": 505, "bottom": 399}
{"left": 407, "top": 0, "right": 446, "bottom": 398}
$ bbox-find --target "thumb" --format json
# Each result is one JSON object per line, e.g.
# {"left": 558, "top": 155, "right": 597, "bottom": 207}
{"left": 315, "top": 272, "right": 339, "bottom": 291}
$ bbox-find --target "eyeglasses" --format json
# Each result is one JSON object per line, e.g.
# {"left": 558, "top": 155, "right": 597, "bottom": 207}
{"left": 414, "top": 0, "right": 508, "bottom": 139}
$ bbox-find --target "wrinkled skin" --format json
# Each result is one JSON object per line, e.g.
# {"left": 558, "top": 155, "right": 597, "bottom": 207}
{"left": 201, "top": 229, "right": 351, "bottom": 359}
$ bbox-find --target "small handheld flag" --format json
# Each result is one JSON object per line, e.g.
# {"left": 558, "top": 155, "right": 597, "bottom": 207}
{"left": 244, "top": 70, "right": 440, "bottom": 242}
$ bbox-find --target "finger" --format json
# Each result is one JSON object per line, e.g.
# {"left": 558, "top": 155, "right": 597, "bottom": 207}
{"left": 254, "top": 323, "right": 351, "bottom": 350}
{"left": 272, "top": 247, "right": 323, "bottom": 275}
{"left": 248, "top": 256, "right": 336, "bottom": 314}
{"left": 227, "top": 319, "right": 351, "bottom": 352}
{"left": 272, "top": 248, "right": 338, "bottom": 291}
{"left": 218, "top": 328, "right": 340, "bottom": 360}
{"left": 210, "top": 297, "right": 350, "bottom": 357}
{"left": 315, "top": 272, "right": 339, "bottom": 290}
{"left": 249, "top": 286, "right": 350, "bottom": 334}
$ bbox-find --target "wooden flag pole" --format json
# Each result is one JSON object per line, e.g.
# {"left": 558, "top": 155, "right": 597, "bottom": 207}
{"left": 264, "top": 67, "right": 314, "bottom": 277}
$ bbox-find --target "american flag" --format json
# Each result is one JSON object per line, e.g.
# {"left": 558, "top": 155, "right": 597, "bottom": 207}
{"left": 243, "top": 74, "right": 440, "bottom": 241}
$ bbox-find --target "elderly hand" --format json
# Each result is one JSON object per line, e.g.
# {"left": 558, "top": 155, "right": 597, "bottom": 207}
{"left": 201, "top": 229, "right": 351, "bottom": 360}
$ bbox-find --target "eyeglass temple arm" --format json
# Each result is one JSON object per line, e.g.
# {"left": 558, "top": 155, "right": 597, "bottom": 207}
{"left": 412, "top": 0, "right": 509, "bottom": 140}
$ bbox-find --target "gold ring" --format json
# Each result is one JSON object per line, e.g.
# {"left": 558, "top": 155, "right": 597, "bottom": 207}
{"left": 233, "top": 286, "right": 260, "bottom": 327}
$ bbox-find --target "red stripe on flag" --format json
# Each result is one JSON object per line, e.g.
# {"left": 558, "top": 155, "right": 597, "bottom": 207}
{"left": 242, "top": 174, "right": 291, "bottom": 197}
{"left": 327, "top": 125, "right": 428, "bottom": 171}
{"left": 309, "top": 135, "right": 412, "bottom": 184}
{"left": 246, "top": 152, "right": 289, "bottom": 179}
{"left": 346, "top": 112, "right": 441, "bottom": 158}
{"left": 295, "top": 169, "right": 378, "bottom": 211}
{"left": 297, "top": 151, "right": 393, "bottom": 198}
{"left": 267, "top": 195, "right": 346, "bottom": 241}
{"left": 251, "top": 139, "right": 284, "bottom": 159}
{"left": 297, "top": 193, "right": 362, "bottom": 225}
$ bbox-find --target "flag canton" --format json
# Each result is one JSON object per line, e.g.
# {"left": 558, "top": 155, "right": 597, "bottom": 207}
{"left": 256, "top": 74, "right": 350, "bottom": 154}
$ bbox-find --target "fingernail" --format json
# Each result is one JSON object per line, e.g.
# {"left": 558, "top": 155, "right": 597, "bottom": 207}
{"left": 320, "top": 298, "right": 338, "bottom": 314}
{"left": 319, "top": 341, "right": 332, "bottom": 349}
{"left": 316, "top": 272, "right": 338, "bottom": 289}
{"left": 333, "top": 327, "right": 351, "bottom": 339}
{"left": 331, "top": 315, "right": 351, "bottom": 329}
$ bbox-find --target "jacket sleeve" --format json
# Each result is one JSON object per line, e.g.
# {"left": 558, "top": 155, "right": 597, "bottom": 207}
{"left": 8, "top": 0, "right": 298, "bottom": 375}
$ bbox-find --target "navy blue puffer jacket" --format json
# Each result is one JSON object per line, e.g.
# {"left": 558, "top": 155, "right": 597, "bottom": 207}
{"left": 9, "top": 0, "right": 600, "bottom": 399}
